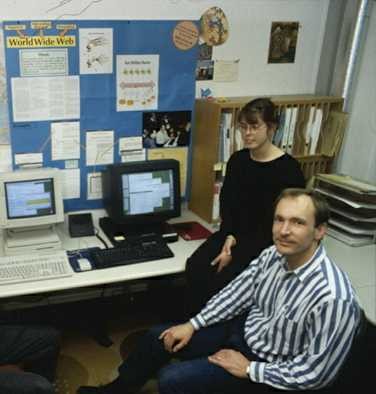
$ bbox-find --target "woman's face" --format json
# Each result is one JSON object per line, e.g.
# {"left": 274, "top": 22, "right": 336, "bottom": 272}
{"left": 238, "top": 118, "right": 273, "bottom": 150}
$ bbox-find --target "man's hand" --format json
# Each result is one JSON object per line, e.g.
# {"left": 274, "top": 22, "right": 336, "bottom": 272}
{"left": 208, "top": 349, "right": 250, "bottom": 378}
{"left": 159, "top": 322, "right": 195, "bottom": 353}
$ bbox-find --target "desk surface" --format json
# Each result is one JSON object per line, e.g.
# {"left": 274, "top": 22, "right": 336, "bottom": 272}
{"left": 0, "top": 209, "right": 213, "bottom": 299}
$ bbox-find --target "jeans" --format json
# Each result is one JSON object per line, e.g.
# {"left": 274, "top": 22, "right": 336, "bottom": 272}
{"left": 117, "top": 315, "right": 273, "bottom": 394}
{"left": 0, "top": 324, "right": 60, "bottom": 394}
{"left": 0, "top": 372, "right": 54, "bottom": 394}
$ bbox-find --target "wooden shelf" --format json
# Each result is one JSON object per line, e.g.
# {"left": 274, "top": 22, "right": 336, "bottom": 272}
{"left": 189, "top": 95, "right": 345, "bottom": 223}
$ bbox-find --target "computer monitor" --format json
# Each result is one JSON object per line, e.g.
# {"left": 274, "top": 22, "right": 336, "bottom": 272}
{"left": 101, "top": 159, "right": 181, "bottom": 238}
{"left": 0, "top": 167, "right": 64, "bottom": 255}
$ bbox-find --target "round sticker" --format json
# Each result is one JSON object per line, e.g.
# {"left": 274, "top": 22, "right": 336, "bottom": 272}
{"left": 172, "top": 21, "right": 199, "bottom": 50}
{"left": 200, "top": 7, "right": 229, "bottom": 46}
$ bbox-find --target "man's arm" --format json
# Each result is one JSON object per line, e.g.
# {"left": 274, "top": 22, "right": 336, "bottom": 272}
{"left": 191, "top": 247, "right": 275, "bottom": 331}
{"left": 249, "top": 300, "right": 360, "bottom": 390}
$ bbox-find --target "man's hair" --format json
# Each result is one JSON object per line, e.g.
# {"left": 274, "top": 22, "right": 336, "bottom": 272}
{"left": 237, "top": 97, "right": 279, "bottom": 128}
{"left": 274, "top": 188, "right": 330, "bottom": 227}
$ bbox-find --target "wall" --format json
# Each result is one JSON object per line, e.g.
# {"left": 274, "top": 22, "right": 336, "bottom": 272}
{"left": 334, "top": 2, "right": 376, "bottom": 184}
{"left": 1, "top": 0, "right": 330, "bottom": 98}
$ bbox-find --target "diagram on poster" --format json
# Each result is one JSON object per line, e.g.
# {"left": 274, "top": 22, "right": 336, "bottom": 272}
{"left": 79, "top": 28, "right": 113, "bottom": 74}
{"left": 116, "top": 55, "right": 159, "bottom": 111}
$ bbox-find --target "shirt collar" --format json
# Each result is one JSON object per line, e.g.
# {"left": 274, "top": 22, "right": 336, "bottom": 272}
{"left": 278, "top": 244, "right": 326, "bottom": 282}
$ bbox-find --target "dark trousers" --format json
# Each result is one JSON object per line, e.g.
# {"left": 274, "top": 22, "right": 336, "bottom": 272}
{"left": 0, "top": 324, "right": 60, "bottom": 394}
{"left": 184, "top": 231, "right": 259, "bottom": 316}
{"left": 117, "top": 315, "right": 275, "bottom": 394}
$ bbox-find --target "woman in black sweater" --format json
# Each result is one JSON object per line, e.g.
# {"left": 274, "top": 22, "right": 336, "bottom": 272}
{"left": 185, "top": 98, "right": 305, "bottom": 315}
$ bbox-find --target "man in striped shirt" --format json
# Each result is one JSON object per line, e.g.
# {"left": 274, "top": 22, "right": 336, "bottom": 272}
{"left": 78, "top": 188, "right": 361, "bottom": 394}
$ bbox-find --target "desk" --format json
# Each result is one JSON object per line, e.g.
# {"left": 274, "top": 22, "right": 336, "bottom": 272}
{"left": 0, "top": 209, "right": 212, "bottom": 300}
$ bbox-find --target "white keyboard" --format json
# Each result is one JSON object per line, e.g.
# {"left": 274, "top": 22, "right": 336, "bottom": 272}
{"left": 0, "top": 251, "right": 74, "bottom": 285}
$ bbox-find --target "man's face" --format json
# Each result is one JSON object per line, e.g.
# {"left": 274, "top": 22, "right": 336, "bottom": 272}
{"left": 272, "top": 195, "right": 326, "bottom": 268}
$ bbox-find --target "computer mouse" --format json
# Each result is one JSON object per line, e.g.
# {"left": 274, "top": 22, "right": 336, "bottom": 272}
{"left": 77, "top": 258, "right": 92, "bottom": 271}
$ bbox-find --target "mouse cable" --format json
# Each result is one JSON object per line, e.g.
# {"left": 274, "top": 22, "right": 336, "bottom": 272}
{"left": 94, "top": 227, "right": 109, "bottom": 249}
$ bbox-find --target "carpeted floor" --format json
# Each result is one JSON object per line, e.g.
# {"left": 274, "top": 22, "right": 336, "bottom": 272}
{"left": 53, "top": 281, "right": 185, "bottom": 394}
{"left": 55, "top": 324, "right": 155, "bottom": 394}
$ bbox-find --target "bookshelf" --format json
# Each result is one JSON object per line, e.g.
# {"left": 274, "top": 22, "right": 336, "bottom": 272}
{"left": 189, "top": 95, "right": 345, "bottom": 223}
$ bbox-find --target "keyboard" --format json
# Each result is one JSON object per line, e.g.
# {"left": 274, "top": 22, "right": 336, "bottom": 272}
{"left": 0, "top": 251, "right": 74, "bottom": 285}
{"left": 91, "top": 237, "right": 174, "bottom": 268}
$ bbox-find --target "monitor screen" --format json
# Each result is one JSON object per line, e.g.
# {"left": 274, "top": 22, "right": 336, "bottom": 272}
{"left": 5, "top": 178, "right": 56, "bottom": 219}
{"left": 0, "top": 167, "right": 64, "bottom": 230}
{"left": 102, "top": 159, "right": 181, "bottom": 227}
{"left": 121, "top": 169, "right": 175, "bottom": 216}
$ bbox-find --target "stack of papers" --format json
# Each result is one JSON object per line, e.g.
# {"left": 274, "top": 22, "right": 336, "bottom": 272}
{"left": 314, "top": 174, "right": 376, "bottom": 247}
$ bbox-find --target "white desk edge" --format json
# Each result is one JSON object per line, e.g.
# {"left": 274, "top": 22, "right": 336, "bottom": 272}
{"left": 0, "top": 209, "right": 212, "bottom": 299}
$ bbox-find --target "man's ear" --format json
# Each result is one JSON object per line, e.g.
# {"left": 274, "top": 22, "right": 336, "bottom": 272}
{"left": 315, "top": 223, "right": 327, "bottom": 242}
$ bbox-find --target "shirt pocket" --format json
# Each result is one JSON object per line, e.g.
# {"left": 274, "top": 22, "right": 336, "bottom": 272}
{"left": 265, "top": 309, "right": 302, "bottom": 356}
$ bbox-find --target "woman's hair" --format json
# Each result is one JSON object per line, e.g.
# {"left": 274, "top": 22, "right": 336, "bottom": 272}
{"left": 274, "top": 188, "right": 330, "bottom": 227}
{"left": 237, "top": 97, "right": 279, "bottom": 129}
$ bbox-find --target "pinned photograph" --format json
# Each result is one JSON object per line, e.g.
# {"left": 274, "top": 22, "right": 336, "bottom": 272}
{"left": 196, "top": 60, "right": 214, "bottom": 81}
{"left": 200, "top": 7, "right": 229, "bottom": 46}
{"left": 142, "top": 111, "right": 191, "bottom": 149}
{"left": 268, "top": 22, "right": 299, "bottom": 63}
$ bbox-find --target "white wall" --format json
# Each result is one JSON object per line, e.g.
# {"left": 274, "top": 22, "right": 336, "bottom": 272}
{"left": 1, "top": 0, "right": 330, "bottom": 97}
{"left": 335, "top": 2, "right": 376, "bottom": 184}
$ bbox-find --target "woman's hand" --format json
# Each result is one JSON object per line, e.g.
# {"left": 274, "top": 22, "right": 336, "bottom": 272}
{"left": 210, "top": 236, "right": 236, "bottom": 273}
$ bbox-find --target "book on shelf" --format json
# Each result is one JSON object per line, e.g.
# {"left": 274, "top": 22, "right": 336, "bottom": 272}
{"left": 286, "top": 107, "right": 298, "bottom": 154}
{"left": 219, "top": 112, "right": 232, "bottom": 162}
{"left": 273, "top": 108, "right": 285, "bottom": 148}
{"left": 304, "top": 106, "right": 315, "bottom": 154}
{"left": 281, "top": 107, "right": 292, "bottom": 152}
{"left": 212, "top": 164, "right": 224, "bottom": 222}
{"left": 309, "top": 108, "right": 323, "bottom": 154}
{"left": 212, "top": 181, "right": 222, "bottom": 222}
{"left": 320, "top": 111, "right": 348, "bottom": 157}
{"left": 234, "top": 125, "right": 243, "bottom": 151}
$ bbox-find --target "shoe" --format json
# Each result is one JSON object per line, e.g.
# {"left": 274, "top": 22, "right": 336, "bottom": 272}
{"left": 77, "top": 386, "right": 105, "bottom": 394}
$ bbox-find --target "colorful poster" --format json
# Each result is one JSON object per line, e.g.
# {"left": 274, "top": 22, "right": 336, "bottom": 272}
{"left": 116, "top": 54, "right": 159, "bottom": 111}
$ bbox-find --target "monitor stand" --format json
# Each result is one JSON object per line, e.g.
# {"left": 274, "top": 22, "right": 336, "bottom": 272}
{"left": 99, "top": 217, "right": 178, "bottom": 246}
{"left": 3, "top": 225, "right": 62, "bottom": 256}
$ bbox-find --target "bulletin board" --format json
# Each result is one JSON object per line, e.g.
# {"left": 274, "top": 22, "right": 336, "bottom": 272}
{"left": 2, "top": 19, "right": 199, "bottom": 211}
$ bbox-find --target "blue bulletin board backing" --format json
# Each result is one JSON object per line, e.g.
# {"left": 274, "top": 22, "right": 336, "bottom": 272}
{"left": 3, "top": 19, "right": 198, "bottom": 211}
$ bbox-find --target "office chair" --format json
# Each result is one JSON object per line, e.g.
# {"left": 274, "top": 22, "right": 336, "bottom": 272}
{"left": 324, "top": 308, "right": 374, "bottom": 393}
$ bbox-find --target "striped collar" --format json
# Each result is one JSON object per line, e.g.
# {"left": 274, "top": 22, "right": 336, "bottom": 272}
{"left": 278, "top": 244, "right": 326, "bottom": 283}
